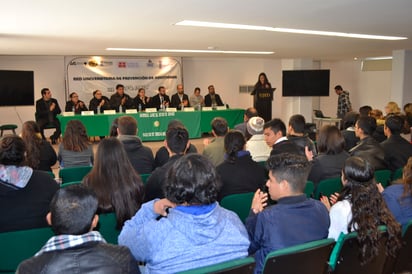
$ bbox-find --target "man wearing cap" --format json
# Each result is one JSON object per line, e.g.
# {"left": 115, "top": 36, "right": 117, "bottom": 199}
{"left": 246, "top": 117, "right": 271, "bottom": 162}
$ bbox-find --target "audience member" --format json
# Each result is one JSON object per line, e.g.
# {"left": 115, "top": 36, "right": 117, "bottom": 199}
{"left": 204, "top": 84, "right": 224, "bottom": 107}
{"left": 235, "top": 107, "right": 258, "bottom": 136}
{"left": 17, "top": 185, "right": 139, "bottom": 273}
{"left": 189, "top": 87, "right": 204, "bottom": 109}
{"left": 58, "top": 120, "right": 94, "bottom": 168}
{"left": 83, "top": 138, "right": 144, "bottom": 229}
{"left": 385, "top": 101, "right": 401, "bottom": 116}
{"left": 369, "top": 108, "right": 386, "bottom": 142}
{"left": 380, "top": 157, "right": 412, "bottom": 227}
{"left": 349, "top": 116, "right": 386, "bottom": 170}
{"left": 287, "top": 114, "right": 317, "bottom": 156}
{"left": 109, "top": 117, "right": 119, "bottom": 137}
{"left": 246, "top": 153, "right": 330, "bottom": 274}
{"left": 245, "top": 116, "right": 271, "bottom": 162}
{"left": 35, "top": 88, "right": 62, "bottom": 144}
{"left": 133, "top": 88, "right": 150, "bottom": 111}
{"left": 109, "top": 84, "right": 135, "bottom": 112}
{"left": 308, "top": 125, "right": 349, "bottom": 187}
{"left": 381, "top": 115, "right": 412, "bottom": 171}
{"left": 89, "top": 89, "right": 111, "bottom": 114}
{"left": 359, "top": 105, "right": 372, "bottom": 117}
{"left": 119, "top": 154, "right": 249, "bottom": 273}
{"left": 21, "top": 121, "right": 57, "bottom": 172}
{"left": 404, "top": 102, "right": 412, "bottom": 115}
{"left": 335, "top": 85, "right": 352, "bottom": 119}
{"left": 150, "top": 86, "right": 170, "bottom": 110}
{"left": 341, "top": 111, "right": 360, "bottom": 151}
{"left": 216, "top": 130, "right": 267, "bottom": 200}
{"left": 144, "top": 127, "right": 190, "bottom": 202}
{"left": 170, "top": 84, "right": 190, "bottom": 110}
{"left": 117, "top": 116, "right": 154, "bottom": 174}
{"left": 154, "top": 119, "right": 197, "bottom": 169}
{"left": 202, "top": 117, "right": 229, "bottom": 166}
{"left": 321, "top": 157, "right": 401, "bottom": 265}
{"left": 263, "top": 118, "right": 300, "bottom": 156}
{"left": 65, "top": 92, "right": 88, "bottom": 114}
{"left": 0, "top": 136, "right": 59, "bottom": 232}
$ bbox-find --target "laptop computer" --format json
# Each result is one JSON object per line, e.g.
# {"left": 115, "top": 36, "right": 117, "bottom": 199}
{"left": 313, "top": 110, "right": 330, "bottom": 119}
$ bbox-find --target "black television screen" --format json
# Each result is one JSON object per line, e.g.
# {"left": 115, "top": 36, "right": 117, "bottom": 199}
{"left": 282, "top": 70, "right": 330, "bottom": 97}
{"left": 0, "top": 70, "right": 34, "bottom": 106}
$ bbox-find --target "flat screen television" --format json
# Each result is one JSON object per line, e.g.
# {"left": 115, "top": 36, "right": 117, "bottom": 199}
{"left": 0, "top": 70, "right": 35, "bottom": 106}
{"left": 282, "top": 69, "right": 330, "bottom": 97}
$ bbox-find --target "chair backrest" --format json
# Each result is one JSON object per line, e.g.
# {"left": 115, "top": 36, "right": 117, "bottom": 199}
{"left": 46, "top": 171, "right": 55, "bottom": 179}
{"left": 329, "top": 227, "right": 388, "bottom": 274}
{"left": 392, "top": 219, "right": 412, "bottom": 273}
{"left": 392, "top": 167, "right": 403, "bottom": 181}
{"left": 178, "top": 256, "right": 255, "bottom": 274}
{"left": 0, "top": 227, "right": 54, "bottom": 273}
{"left": 314, "top": 177, "right": 342, "bottom": 200}
{"left": 220, "top": 192, "right": 254, "bottom": 223}
{"left": 96, "top": 212, "right": 120, "bottom": 245}
{"left": 374, "top": 169, "right": 392, "bottom": 188}
{"left": 262, "top": 238, "right": 335, "bottom": 274}
{"left": 59, "top": 166, "right": 92, "bottom": 184}
{"left": 304, "top": 180, "right": 315, "bottom": 198}
{"left": 140, "top": 173, "right": 151, "bottom": 185}
{"left": 60, "top": 180, "right": 82, "bottom": 188}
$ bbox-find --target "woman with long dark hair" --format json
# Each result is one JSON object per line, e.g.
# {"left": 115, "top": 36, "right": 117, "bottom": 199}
{"left": 321, "top": 156, "right": 401, "bottom": 264}
{"left": 83, "top": 138, "right": 144, "bottom": 229}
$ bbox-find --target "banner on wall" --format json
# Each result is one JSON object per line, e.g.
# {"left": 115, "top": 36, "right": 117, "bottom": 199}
{"left": 66, "top": 57, "right": 182, "bottom": 102}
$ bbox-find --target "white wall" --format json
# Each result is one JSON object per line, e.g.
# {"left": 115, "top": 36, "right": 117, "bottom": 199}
{"left": 0, "top": 55, "right": 395, "bottom": 134}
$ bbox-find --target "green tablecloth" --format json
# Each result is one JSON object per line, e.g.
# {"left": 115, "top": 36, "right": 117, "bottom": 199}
{"left": 57, "top": 109, "right": 244, "bottom": 141}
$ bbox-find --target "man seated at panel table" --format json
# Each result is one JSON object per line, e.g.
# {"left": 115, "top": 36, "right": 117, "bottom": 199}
{"left": 170, "top": 84, "right": 190, "bottom": 110}
{"left": 109, "top": 84, "right": 135, "bottom": 113}
{"left": 65, "top": 92, "right": 88, "bottom": 114}
{"left": 204, "top": 85, "right": 224, "bottom": 107}
{"left": 17, "top": 185, "right": 139, "bottom": 274}
{"left": 150, "top": 86, "right": 170, "bottom": 110}
{"left": 35, "top": 88, "right": 62, "bottom": 144}
{"left": 89, "top": 90, "right": 111, "bottom": 114}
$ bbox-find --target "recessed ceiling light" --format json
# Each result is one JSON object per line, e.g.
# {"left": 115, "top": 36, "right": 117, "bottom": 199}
{"left": 175, "top": 20, "right": 408, "bottom": 41}
{"left": 106, "top": 48, "right": 274, "bottom": 55}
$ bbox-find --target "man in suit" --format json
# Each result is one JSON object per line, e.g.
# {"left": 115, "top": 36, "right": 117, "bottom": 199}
{"left": 35, "top": 88, "right": 62, "bottom": 144}
{"left": 170, "top": 84, "right": 190, "bottom": 110}
{"left": 204, "top": 85, "right": 224, "bottom": 107}
{"left": 381, "top": 115, "right": 412, "bottom": 171}
{"left": 150, "top": 86, "right": 170, "bottom": 110}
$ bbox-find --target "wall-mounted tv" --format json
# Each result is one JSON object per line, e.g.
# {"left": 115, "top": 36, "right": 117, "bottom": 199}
{"left": 0, "top": 70, "right": 34, "bottom": 106}
{"left": 282, "top": 69, "right": 330, "bottom": 97}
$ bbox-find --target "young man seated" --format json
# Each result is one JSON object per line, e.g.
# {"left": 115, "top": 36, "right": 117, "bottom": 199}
{"left": 17, "top": 185, "right": 139, "bottom": 274}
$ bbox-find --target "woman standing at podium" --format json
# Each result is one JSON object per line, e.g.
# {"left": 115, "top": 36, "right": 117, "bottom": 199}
{"left": 255, "top": 72, "right": 272, "bottom": 90}
{"left": 252, "top": 72, "right": 273, "bottom": 122}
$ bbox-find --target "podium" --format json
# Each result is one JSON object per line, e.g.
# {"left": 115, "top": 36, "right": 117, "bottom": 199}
{"left": 251, "top": 88, "right": 275, "bottom": 122}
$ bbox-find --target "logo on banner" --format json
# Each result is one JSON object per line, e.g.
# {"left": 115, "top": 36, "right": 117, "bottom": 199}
{"left": 118, "top": 62, "right": 126, "bottom": 68}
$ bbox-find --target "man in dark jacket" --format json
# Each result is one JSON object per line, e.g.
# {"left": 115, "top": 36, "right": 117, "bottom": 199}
{"left": 17, "top": 185, "right": 139, "bottom": 274}
{"left": 170, "top": 84, "right": 190, "bottom": 110}
{"left": 117, "top": 116, "right": 154, "bottom": 175}
{"left": 287, "top": 114, "right": 317, "bottom": 157}
{"left": 263, "top": 118, "right": 300, "bottom": 157}
{"left": 35, "top": 88, "right": 62, "bottom": 144}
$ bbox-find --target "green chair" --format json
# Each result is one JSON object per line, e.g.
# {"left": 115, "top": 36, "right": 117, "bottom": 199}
{"left": 304, "top": 180, "right": 315, "bottom": 198}
{"left": 178, "top": 256, "right": 255, "bottom": 274}
{"left": 392, "top": 167, "right": 403, "bottom": 181}
{"left": 314, "top": 177, "right": 342, "bottom": 200}
{"left": 140, "top": 173, "right": 151, "bottom": 185}
{"left": 46, "top": 171, "right": 55, "bottom": 179}
{"left": 262, "top": 238, "right": 335, "bottom": 274}
{"left": 220, "top": 192, "right": 254, "bottom": 223}
{"left": 59, "top": 166, "right": 92, "bottom": 184}
{"left": 328, "top": 227, "right": 388, "bottom": 274}
{"left": 0, "top": 124, "right": 18, "bottom": 136}
{"left": 374, "top": 169, "right": 392, "bottom": 188}
{"left": 0, "top": 227, "right": 54, "bottom": 273}
{"left": 96, "top": 212, "right": 120, "bottom": 244}
{"left": 60, "top": 180, "right": 82, "bottom": 188}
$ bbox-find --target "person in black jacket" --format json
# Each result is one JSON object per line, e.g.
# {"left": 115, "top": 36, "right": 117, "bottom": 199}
{"left": 89, "top": 90, "right": 111, "bottom": 114}
{"left": 35, "top": 88, "right": 62, "bottom": 144}
{"left": 287, "top": 114, "right": 317, "bottom": 157}
{"left": 204, "top": 85, "right": 224, "bottom": 107}
{"left": 65, "top": 92, "right": 88, "bottom": 114}
{"left": 16, "top": 184, "right": 139, "bottom": 274}
{"left": 170, "top": 84, "right": 190, "bottom": 110}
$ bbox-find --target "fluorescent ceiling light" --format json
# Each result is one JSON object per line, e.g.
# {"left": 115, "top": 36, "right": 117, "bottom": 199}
{"left": 364, "top": 56, "right": 393, "bottom": 60}
{"left": 176, "top": 20, "right": 407, "bottom": 41}
{"left": 106, "top": 48, "right": 274, "bottom": 55}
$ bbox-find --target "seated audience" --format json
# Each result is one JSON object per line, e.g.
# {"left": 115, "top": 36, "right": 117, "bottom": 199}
{"left": 263, "top": 118, "right": 300, "bottom": 156}
{"left": 381, "top": 115, "right": 412, "bottom": 171}
{"left": 65, "top": 92, "right": 88, "bottom": 114}
{"left": 119, "top": 154, "right": 250, "bottom": 273}
{"left": 83, "top": 138, "right": 144, "bottom": 229}
{"left": 133, "top": 88, "right": 150, "bottom": 111}
{"left": 154, "top": 120, "right": 197, "bottom": 169}
{"left": 358, "top": 105, "right": 372, "bottom": 117}
{"left": 385, "top": 101, "right": 402, "bottom": 116}
{"left": 246, "top": 153, "right": 330, "bottom": 274}
{"left": 58, "top": 120, "right": 94, "bottom": 168}
{"left": 21, "top": 120, "right": 57, "bottom": 172}
{"left": 235, "top": 107, "right": 258, "bottom": 136}
{"left": 245, "top": 116, "right": 271, "bottom": 162}
{"left": 287, "top": 114, "right": 317, "bottom": 156}
{"left": 109, "top": 117, "right": 119, "bottom": 137}
{"left": 17, "top": 185, "right": 139, "bottom": 273}
{"left": 145, "top": 127, "right": 190, "bottom": 202}
{"left": 341, "top": 111, "right": 360, "bottom": 151}
{"left": 216, "top": 130, "right": 267, "bottom": 200}
{"left": 89, "top": 89, "right": 111, "bottom": 114}
{"left": 369, "top": 108, "right": 386, "bottom": 142}
{"left": 203, "top": 117, "right": 229, "bottom": 166}
{"left": 0, "top": 136, "right": 59, "bottom": 232}
{"left": 170, "top": 84, "right": 190, "bottom": 110}
{"left": 308, "top": 125, "right": 349, "bottom": 187}
{"left": 380, "top": 157, "right": 412, "bottom": 227}
{"left": 204, "top": 85, "right": 224, "bottom": 107}
{"left": 117, "top": 116, "right": 154, "bottom": 174}
{"left": 321, "top": 157, "right": 401, "bottom": 264}
{"left": 349, "top": 116, "right": 386, "bottom": 170}
{"left": 189, "top": 87, "right": 204, "bottom": 109}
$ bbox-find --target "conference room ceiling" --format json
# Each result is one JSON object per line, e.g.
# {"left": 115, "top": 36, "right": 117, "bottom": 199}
{"left": 1, "top": 0, "right": 411, "bottom": 61}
